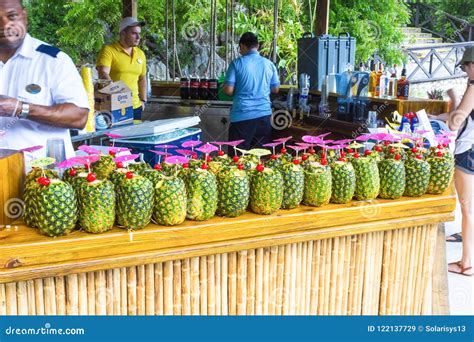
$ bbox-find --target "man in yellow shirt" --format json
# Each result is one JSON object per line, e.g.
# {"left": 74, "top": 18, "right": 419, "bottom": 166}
{"left": 97, "top": 17, "right": 147, "bottom": 120}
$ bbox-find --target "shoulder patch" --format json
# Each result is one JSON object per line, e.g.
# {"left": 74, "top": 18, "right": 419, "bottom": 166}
{"left": 36, "top": 44, "right": 61, "bottom": 58}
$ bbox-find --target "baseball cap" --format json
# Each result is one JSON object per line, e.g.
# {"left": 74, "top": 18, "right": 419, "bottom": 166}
{"left": 119, "top": 17, "right": 145, "bottom": 33}
{"left": 457, "top": 45, "right": 474, "bottom": 67}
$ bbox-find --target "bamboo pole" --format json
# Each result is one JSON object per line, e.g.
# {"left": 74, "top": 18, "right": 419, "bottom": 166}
{"left": 282, "top": 244, "right": 291, "bottom": 315}
{"left": 275, "top": 245, "right": 285, "bottom": 315}
{"left": 127, "top": 267, "right": 137, "bottom": 315}
{"left": 112, "top": 269, "right": 121, "bottom": 315}
{"left": 78, "top": 273, "right": 88, "bottom": 315}
{"left": 106, "top": 270, "right": 114, "bottom": 315}
{"left": 362, "top": 233, "right": 374, "bottom": 315}
{"left": 309, "top": 240, "right": 320, "bottom": 315}
{"left": 290, "top": 243, "right": 297, "bottom": 315}
{"left": 295, "top": 243, "right": 302, "bottom": 315}
{"left": 317, "top": 239, "right": 327, "bottom": 315}
{"left": 356, "top": 234, "right": 366, "bottom": 315}
{"left": 379, "top": 230, "right": 391, "bottom": 315}
{"left": 34, "top": 279, "right": 45, "bottom": 315}
{"left": 394, "top": 229, "right": 404, "bottom": 314}
{"left": 404, "top": 227, "right": 416, "bottom": 314}
{"left": 299, "top": 242, "right": 307, "bottom": 315}
{"left": 182, "top": 258, "right": 191, "bottom": 315}
{"left": 246, "top": 249, "right": 256, "bottom": 315}
{"left": 221, "top": 253, "right": 228, "bottom": 315}
{"left": 269, "top": 246, "right": 278, "bottom": 315}
{"left": 95, "top": 270, "right": 106, "bottom": 315}
{"left": 155, "top": 263, "right": 164, "bottom": 315}
{"left": 87, "top": 272, "right": 96, "bottom": 315}
{"left": 207, "top": 255, "right": 216, "bottom": 315}
{"left": 262, "top": 247, "right": 270, "bottom": 315}
{"left": 0, "top": 283, "right": 6, "bottom": 315}
{"left": 323, "top": 239, "right": 332, "bottom": 315}
{"left": 54, "top": 276, "right": 66, "bottom": 315}
{"left": 200, "top": 256, "right": 208, "bottom": 315}
{"left": 43, "top": 277, "right": 56, "bottom": 315}
{"left": 136, "top": 265, "right": 146, "bottom": 315}
{"left": 413, "top": 226, "right": 426, "bottom": 314}
{"left": 66, "top": 274, "right": 79, "bottom": 315}
{"left": 163, "top": 261, "right": 173, "bottom": 315}
{"left": 421, "top": 225, "right": 436, "bottom": 314}
{"left": 341, "top": 236, "right": 351, "bottom": 314}
{"left": 255, "top": 248, "right": 264, "bottom": 315}
{"left": 26, "top": 280, "right": 36, "bottom": 315}
{"left": 228, "top": 252, "right": 237, "bottom": 315}
{"left": 16, "top": 281, "right": 27, "bottom": 315}
{"left": 120, "top": 268, "right": 127, "bottom": 315}
{"left": 335, "top": 237, "right": 345, "bottom": 315}
{"left": 346, "top": 236, "right": 357, "bottom": 315}
{"left": 237, "top": 250, "right": 247, "bottom": 315}
{"left": 373, "top": 231, "right": 384, "bottom": 314}
{"left": 215, "top": 254, "right": 221, "bottom": 315}
{"left": 145, "top": 264, "right": 155, "bottom": 315}
{"left": 304, "top": 241, "right": 313, "bottom": 315}
{"left": 399, "top": 228, "right": 410, "bottom": 314}
{"left": 173, "top": 260, "right": 182, "bottom": 315}
{"left": 190, "top": 257, "right": 200, "bottom": 315}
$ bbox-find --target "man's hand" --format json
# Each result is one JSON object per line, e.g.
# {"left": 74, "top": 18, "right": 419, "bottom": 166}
{"left": 0, "top": 96, "right": 20, "bottom": 117}
{"left": 427, "top": 113, "right": 449, "bottom": 122}
{"left": 141, "top": 100, "right": 146, "bottom": 111}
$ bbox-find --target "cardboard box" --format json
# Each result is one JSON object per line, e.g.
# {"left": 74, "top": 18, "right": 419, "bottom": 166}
{"left": 95, "top": 81, "right": 133, "bottom": 126}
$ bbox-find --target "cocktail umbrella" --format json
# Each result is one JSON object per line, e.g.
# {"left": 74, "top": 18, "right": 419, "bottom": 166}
{"left": 226, "top": 139, "right": 245, "bottom": 156}
{"left": 196, "top": 143, "right": 219, "bottom": 166}
{"left": 149, "top": 150, "right": 168, "bottom": 164}
{"left": 263, "top": 142, "right": 281, "bottom": 156}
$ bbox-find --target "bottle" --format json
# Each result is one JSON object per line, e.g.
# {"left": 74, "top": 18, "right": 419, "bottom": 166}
{"left": 199, "top": 77, "right": 209, "bottom": 100}
{"left": 190, "top": 75, "right": 200, "bottom": 100}
{"left": 180, "top": 77, "right": 190, "bottom": 99}
{"left": 397, "top": 64, "right": 410, "bottom": 99}
{"left": 379, "top": 69, "right": 388, "bottom": 98}
{"left": 208, "top": 78, "right": 218, "bottom": 100}
{"left": 368, "top": 60, "right": 376, "bottom": 97}
{"left": 358, "top": 62, "right": 366, "bottom": 72}
{"left": 387, "top": 65, "right": 398, "bottom": 98}
{"left": 374, "top": 63, "right": 383, "bottom": 97}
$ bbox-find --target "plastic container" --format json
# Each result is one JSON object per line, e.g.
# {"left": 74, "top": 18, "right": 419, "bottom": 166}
{"left": 114, "top": 127, "right": 202, "bottom": 165}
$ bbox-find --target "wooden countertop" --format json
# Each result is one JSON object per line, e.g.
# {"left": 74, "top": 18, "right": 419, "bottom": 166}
{"left": 0, "top": 190, "right": 456, "bottom": 283}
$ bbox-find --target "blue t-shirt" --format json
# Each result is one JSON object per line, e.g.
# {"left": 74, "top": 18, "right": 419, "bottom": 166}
{"left": 224, "top": 51, "right": 280, "bottom": 123}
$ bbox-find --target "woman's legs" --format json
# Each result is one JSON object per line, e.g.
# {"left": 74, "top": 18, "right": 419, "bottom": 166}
{"left": 448, "top": 168, "right": 473, "bottom": 275}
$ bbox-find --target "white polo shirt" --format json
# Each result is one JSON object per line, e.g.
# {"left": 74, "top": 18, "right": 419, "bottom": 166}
{"left": 0, "top": 34, "right": 89, "bottom": 164}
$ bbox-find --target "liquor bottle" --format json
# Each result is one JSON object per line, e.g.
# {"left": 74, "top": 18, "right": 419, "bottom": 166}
{"left": 397, "top": 64, "right": 410, "bottom": 99}
{"left": 374, "top": 63, "right": 383, "bottom": 97}
{"left": 368, "top": 60, "right": 377, "bottom": 97}
{"left": 387, "top": 65, "right": 398, "bottom": 98}
{"left": 180, "top": 76, "right": 190, "bottom": 99}
{"left": 379, "top": 70, "right": 388, "bottom": 98}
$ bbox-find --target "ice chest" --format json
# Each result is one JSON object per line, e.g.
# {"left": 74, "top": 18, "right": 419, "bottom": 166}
{"left": 114, "top": 127, "right": 202, "bottom": 166}
{"left": 95, "top": 80, "right": 134, "bottom": 126}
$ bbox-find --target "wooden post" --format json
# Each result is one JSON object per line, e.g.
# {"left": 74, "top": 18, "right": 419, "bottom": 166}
{"left": 315, "top": 0, "right": 330, "bottom": 36}
{"left": 122, "top": 0, "right": 138, "bottom": 18}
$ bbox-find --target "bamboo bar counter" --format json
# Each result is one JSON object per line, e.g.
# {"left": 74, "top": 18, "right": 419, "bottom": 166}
{"left": 0, "top": 189, "right": 455, "bottom": 316}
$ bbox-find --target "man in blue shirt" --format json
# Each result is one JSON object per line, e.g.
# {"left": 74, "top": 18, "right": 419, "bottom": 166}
{"left": 223, "top": 32, "right": 280, "bottom": 150}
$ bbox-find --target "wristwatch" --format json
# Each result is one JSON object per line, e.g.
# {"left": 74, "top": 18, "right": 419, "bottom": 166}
{"left": 18, "top": 102, "right": 30, "bottom": 119}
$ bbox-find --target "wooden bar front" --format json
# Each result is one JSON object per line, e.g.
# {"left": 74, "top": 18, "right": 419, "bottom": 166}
{"left": 0, "top": 190, "right": 455, "bottom": 315}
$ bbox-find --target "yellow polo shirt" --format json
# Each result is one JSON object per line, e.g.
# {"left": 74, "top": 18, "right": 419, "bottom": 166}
{"left": 96, "top": 42, "right": 147, "bottom": 109}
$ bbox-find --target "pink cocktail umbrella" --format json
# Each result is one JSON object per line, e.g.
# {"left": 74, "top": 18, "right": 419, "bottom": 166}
{"left": 56, "top": 156, "right": 84, "bottom": 169}
{"left": 181, "top": 140, "right": 203, "bottom": 152}
{"left": 149, "top": 150, "right": 168, "bottom": 164}
{"left": 113, "top": 154, "right": 139, "bottom": 163}
{"left": 196, "top": 143, "right": 219, "bottom": 165}
{"left": 226, "top": 139, "right": 245, "bottom": 155}
{"left": 20, "top": 145, "right": 43, "bottom": 153}
{"left": 263, "top": 142, "right": 281, "bottom": 155}
{"left": 273, "top": 136, "right": 292, "bottom": 151}
{"left": 288, "top": 145, "right": 305, "bottom": 158}
{"left": 75, "top": 155, "right": 101, "bottom": 172}
{"left": 176, "top": 149, "right": 193, "bottom": 157}
{"left": 77, "top": 145, "right": 100, "bottom": 155}
{"left": 155, "top": 144, "right": 178, "bottom": 156}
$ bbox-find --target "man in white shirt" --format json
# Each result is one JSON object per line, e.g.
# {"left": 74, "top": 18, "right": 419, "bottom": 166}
{"left": 0, "top": 0, "right": 89, "bottom": 161}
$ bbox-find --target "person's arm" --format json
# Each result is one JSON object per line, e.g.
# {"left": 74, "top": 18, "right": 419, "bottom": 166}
{"left": 270, "top": 63, "right": 280, "bottom": 94}
{"left": 223, "top": 62, "right": 236, "bottom": 96}
{"left": 138, "top": 54, "right": 147, "bottom": 106}
{"left": 96, "top": 46, "right": 113, "bottom": 80}
{"left": 448, "top": 85, "right": 474, "bottom": 131}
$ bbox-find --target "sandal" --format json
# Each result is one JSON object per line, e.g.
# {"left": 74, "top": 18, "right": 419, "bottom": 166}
{"left": 446, "top": 232, "right": 462, "bottom": 242}
{"left": 448, "top": 261, "right": 473, "bottom": 277}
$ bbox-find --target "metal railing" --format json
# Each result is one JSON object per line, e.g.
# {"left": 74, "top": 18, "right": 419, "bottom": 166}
{"left": 407, "top": 1, "right": 474, "bottom": 42}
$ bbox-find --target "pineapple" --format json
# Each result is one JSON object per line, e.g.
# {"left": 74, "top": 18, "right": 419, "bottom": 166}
{"left": 30, "top": 179, "right": 78, "bottom": 237}
{"left": 351, "top": 157, "right": 380, "bottom": 200}
{"left": 216, "top": 168, "right": 250, "bottom": 217}
{"left": 128, "top": 161, "right": 151, "bottom": 175}
{"left": 330, "top": 161, "right": 356, "bottom": 204}
{"left": 142, "top": 169, "right": 164, "bottom": 187}
{"left": 249, "top": 167, "right": 284, "bottom": 215}
{"left": 379, "top": 157, "right": 406, "bottom": 199}
{"left": 279, "top": 162, "right": 304, "bottom": 209}
{"left": 241, "top": 154, "right": 259, "bottom": 171}
{"left": 116, "top": 173, "right": 154, "bottom": 229}
{"left": 153, "top": 175, "right": 187, "bottom": 226}
{"left": 404, "top": 156, "right": 430, "bottom": 197}
{"left": 302, "top": 162, "right": 332, "bottom": 207}
{"left": 208, "top": 161, "right": 224, "bottom": 175}
{"left": 25, "top": 168, "right": 58, "bottom": 185}
{"left": 77, "top": 178, "right": 115, "bottom": 233}
{"left": 109, "top": 168, "right": 129, "bottom": 188}
{"left": 62, "top": 166, "right": 86, "bottom": 184}
{"left": 91, "top": 154, "right": 116, "bottom": 179}
{"left": 426, "top": 155, "right": 454, "bottom": 194}
{"left": 265, "top": 156, "right": 283, "bottom": 170}
{"left": 184, "top": 168, "right": 218, "bottom": 221}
